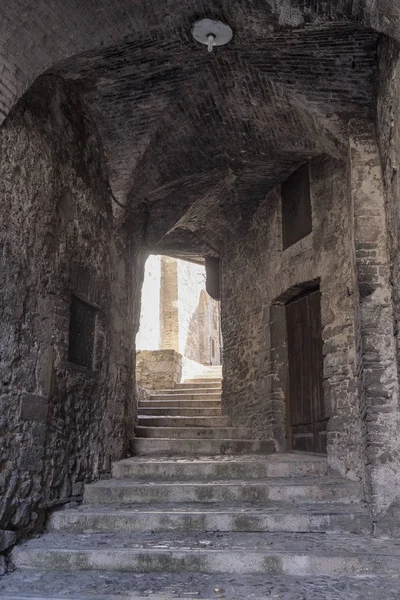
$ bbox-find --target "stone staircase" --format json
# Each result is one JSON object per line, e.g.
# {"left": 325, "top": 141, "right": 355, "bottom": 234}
{"left": 1, "top": 371, "right": 400, "bottom": 598}
{"left": 133, "top": 370, "right": 274, "bottom": 455}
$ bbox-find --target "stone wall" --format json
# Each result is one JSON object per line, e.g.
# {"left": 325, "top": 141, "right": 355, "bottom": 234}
{"left": 177, "top": 259, "right": 221, "bottom": 366}
{"left": 136, "top": 350, "right": 182, "bottom": 390}
{"left": 0, "top": 75, "right": 142, "bottom": 546}
{"left": 221, "top": 155, "right": 364, "bottom": 479}
{"left": 374, "top": 37, "right": 400, "bottom": 521}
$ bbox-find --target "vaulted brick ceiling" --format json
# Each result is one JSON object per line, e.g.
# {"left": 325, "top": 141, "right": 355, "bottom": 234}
{"left": 1, "top": 0, "right": 395, "bottom": 254}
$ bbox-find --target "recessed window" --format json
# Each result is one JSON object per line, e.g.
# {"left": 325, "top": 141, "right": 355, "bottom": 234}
{"left": 281, "top": 163, "right": 312, "bottom": 250}
{"left": 68, "top": 295, "right": 97, "bottom": 369}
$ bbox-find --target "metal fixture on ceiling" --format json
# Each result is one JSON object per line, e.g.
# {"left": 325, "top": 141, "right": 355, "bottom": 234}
{"left": 191, "top": 18, "right": 233, "bottom": 52}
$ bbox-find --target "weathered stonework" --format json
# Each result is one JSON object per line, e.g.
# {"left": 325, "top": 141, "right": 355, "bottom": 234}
{"left": 2, "top": 0, "right": 400, "bottom": 545}
{"left": 136, "top": 350, "right": 182, "bottom": 390}
{"left": 221, "top": 155, "right": 363, "bottom": 481}
{"left": 373, "top": 37, "right": 400, "bottom": 519}
{"left": 0, "top": 75, "right": 143, "bottom": 543}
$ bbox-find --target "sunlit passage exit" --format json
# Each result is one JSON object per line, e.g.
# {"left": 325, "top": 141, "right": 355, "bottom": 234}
{"left": 136, "top": 254, "right": 222, "bottom": 385}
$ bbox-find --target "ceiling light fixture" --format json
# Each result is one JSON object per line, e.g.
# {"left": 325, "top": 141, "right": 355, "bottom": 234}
{"left": 192, "top": 18, "right": 233, "bottom": 53}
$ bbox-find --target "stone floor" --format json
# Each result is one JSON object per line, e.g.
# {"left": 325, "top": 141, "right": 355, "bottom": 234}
{"left": 1, "top": 571, "right": 400, "bottom": 599}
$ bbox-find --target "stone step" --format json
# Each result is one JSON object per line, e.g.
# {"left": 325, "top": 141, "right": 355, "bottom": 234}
{"left": 134, "top": 426, "right": 252, "bottom": 439}
{"left": 174, "top": 383, "right": 222, "bottom": 390}
{"left": 48, "top": 502, "right": 369, "bottom": 534}
{"left": 84, "top": 476, "right": 360, "bottom": 504}
{"left": 137, "top": 416, "right": 230, "bottom": 428}
{"left": 153, "top": 387, "right": 222, "bottom": 394}
{"left": 131, "top": 438, "right": 275, "bottom": 456}
{"left": 139, "top": 400, "right": 221, "bottom": 408}
{"left": 138, "top": 407, "right": 222, "bottom": 417}
{"left": 13, "top": 531, "right": 400, "bottom": 576}
{"left": 2, "top": 571, "right": 400, "bottom": 600}
{"left": 184, "top": 378, "right": 222, "bottom": 384}
{"left": 0, "top": 569, "right": 400, "bottom": 600}
{"left": 112, "top": 454, "right": 330, "bottom": 480}
{"left": 148, "top": 393, "right": 221, "bottom": 401}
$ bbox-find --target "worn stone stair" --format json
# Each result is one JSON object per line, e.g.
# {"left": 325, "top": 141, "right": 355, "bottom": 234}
{"left": 132, "top": 374, "right": 275, "bottom": 455}
{"left": 2, "top": 371, "right": 400, "bottom": 598}
{"left": 3, "top": 451, "right": 400, "bottom": 597}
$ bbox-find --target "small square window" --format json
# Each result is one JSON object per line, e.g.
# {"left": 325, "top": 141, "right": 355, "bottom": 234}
{"left": 68, "top": 295, "right": 97, "bottom": 369}
{"left": 281, "top": 163, "right": 312, "bottom": 250}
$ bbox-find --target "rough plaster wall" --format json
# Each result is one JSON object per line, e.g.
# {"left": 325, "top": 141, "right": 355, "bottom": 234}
{"left": 136, "top": 255, "right": 162, "bottom": 351}
{"left": 221, "top": 156, "right": 363, "bottom": 478}
{"left": 0, "top": 75, "right": 142, "bottom": 541}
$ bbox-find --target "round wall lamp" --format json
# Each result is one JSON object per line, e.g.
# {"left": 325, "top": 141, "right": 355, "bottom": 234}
{"left": 192, "top": 19, "right": 233, "bottom": 53}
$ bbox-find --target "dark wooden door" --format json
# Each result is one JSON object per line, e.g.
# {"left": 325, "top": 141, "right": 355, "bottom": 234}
{"left": 286, "top": 289, "right": 327, "bottom": 453}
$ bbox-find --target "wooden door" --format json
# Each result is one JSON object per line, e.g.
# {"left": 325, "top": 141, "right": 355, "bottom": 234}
{"left": 286, "top": 289, "right": 327, "bottom": 454}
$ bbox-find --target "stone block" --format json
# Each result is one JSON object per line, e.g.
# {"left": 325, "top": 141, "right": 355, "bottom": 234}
{"left": 136, "top": 350, "right": 182, "bottom": 390}
{"left": 0, "top": 530, "right": 16, "bottom": 552}
{"left": 20, "top": 394, "right": 48, "bottom": 423}
{"left": 19, "top": 446, "right": 45, "bottom": 473}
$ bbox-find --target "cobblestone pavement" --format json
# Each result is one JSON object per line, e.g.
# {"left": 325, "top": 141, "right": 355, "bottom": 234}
{"left": 1, "top": 571, "right": 400, "bottom": 599}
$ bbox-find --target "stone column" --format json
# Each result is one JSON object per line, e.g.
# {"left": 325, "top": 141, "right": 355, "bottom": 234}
{"left": 160, "top": 256, "right": 179, "bottom": 351}
{"left": 349, "top": 122, "right": 400, "bottom": 519}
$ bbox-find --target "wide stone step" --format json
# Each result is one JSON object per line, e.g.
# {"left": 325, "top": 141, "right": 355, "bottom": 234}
{"left": 135, "top": 426, "right": 252, "bottom": 439}
{"left": 131, "top": 438, "right": 275, "bottom": 456}
{"left": 139, "top": 407, "right": 222, "bottom": 417}
{"left": 148, "top": 393, "right": 221, "bottom": 401}
{"left": 184, "top": 378, "right": 222, "bottom": 384}
{"left": 137, "top": 416, "right": 230, "bottom": 428}
{"left": 112, "top": 454, "right": 330, "bottom": 480}
{"left": 150, "top": 387, "right": 221, "bottom": 394}
{"left": 2, "top": 571, "right": 400, "bottom": 600}
{"left": 84, "top": 477, "right": 360, "bottom": 504}
{"left": 48, "top": 502, "right": 369, "bottom": 534}
{"left": 13, "top": 531, "right": 400, "bottom": 576}
{"left": 139, "top": 399, "right": 221, "bottom": 408}
{"left": 174, "top": 383, "right": 222, "bottom": 390}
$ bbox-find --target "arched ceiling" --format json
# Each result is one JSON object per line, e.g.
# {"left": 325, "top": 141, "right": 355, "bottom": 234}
{"left": 1, "top": 0, "right": 397, "bottom": 255}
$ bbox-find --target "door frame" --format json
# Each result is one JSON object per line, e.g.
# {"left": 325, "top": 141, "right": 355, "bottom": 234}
{"left": 270, "top": 278, "right": 324, "bottom": 453}
{"left": 285, "top": 285, "right": 326, "bottom": 450}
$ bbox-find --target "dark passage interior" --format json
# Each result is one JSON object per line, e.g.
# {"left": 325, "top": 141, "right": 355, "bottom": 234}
{"left": 2, "top": 2, "right": 400, "bottom": 592}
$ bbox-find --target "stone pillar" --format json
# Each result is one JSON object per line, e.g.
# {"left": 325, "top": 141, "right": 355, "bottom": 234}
{"left": 160, "top": 256, "right": 179, "bottom": 351}
{"left": 349, "top": 122, "right": 400, "bottom": 518}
